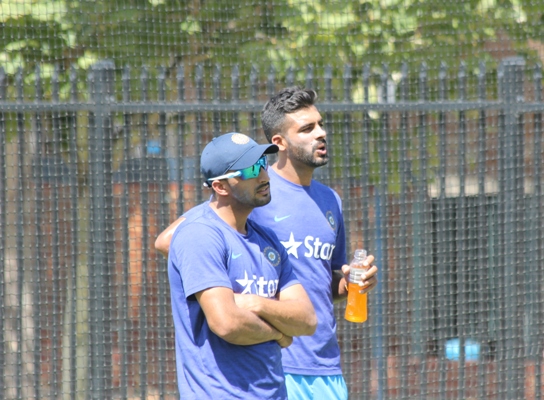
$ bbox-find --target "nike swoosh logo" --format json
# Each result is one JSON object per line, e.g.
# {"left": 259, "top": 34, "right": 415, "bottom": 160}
{"left": 274, "top": 215, "right": 291, "bottom": 222}
{"left": 232, "top": 253, "right": 242, "bottom": 259}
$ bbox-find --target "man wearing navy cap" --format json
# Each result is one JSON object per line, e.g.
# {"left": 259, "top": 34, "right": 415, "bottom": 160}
{"left": 166, "top": 132, "right": 317, "bottom": 400}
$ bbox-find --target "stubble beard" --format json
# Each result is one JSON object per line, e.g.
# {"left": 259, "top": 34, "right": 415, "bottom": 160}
{"left": 288, "top": 140, "right": 329, "bottom": 169}
{"left": 231, "top": 183, "right": 272, "bottom": 208}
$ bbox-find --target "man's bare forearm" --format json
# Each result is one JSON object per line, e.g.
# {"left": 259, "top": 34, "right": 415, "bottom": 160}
{"left": 155, "top": 216, "right": 185, "bottom": 257}
{"left": 196, "top": 288, "right": 284, "bottom": 346}
{"left": 218, "top": 309, "right": 284, "bottom": 345}
{"left": 332, "top": 270, "right": 348, "bottom": 303}
{"left": 256, "top": 299, "right": 316, "bottom": 336}
{"left": 234, "top": 286, "right": 317, "bottom": 337}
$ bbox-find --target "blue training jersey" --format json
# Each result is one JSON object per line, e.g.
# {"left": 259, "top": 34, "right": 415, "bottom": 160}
{"left": 250, "top": 167, "right": 348, "bottom": 376}
{"left": 168, "top": 202, "right": 300, "bottom": 399}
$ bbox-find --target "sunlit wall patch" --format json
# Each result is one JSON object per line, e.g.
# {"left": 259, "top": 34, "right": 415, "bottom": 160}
{"left": 326, "top": 211, "right": 336, "bottom": 230}
{"left": 263, "top": 246, "right": 281, "bottom": 266}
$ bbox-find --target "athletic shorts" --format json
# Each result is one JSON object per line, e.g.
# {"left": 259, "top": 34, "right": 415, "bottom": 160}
{"left": 284, "top": 373, "right": 348, "bottom": 400}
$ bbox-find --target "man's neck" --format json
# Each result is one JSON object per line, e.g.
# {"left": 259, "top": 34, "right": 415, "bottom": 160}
{"left": 272, "top": 159, "right": 314, "bottom": 186}
{"left": 209, "top": 200, "right": 251, "bottom": 234}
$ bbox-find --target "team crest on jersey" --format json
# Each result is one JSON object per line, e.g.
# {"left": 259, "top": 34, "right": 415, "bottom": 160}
{"left": 326, "top": 211, "right": 336, "bottom": 229}
{"left": 263, "top": 246, "right": 281, "bottom": 266}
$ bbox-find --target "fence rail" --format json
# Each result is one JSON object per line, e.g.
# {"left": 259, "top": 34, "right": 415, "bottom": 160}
{"left": 0, "top": 57, "right": 543, "bottom": 399}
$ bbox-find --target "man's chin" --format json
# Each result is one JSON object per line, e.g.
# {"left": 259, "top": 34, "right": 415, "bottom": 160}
{"left": 254, "top": 195, "right": 272, "bottom": 208}
{"left": 312, "top": 157, "right": 329, "bottom": 168}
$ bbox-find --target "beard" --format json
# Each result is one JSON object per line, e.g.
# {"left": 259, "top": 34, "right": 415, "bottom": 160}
{"left": 230, "top": 182, "right": 272, "bottom": 208}
{"left": 286, "top": 139, "right": 329, "bottom": 168}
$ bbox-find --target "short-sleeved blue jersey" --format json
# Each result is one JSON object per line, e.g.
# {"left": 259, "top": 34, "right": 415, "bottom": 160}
{"left": 250, "top": 168, "right": 348, "bottom": 376}
{"left": 168, "top": 202, "right": 299, "bottom": 399}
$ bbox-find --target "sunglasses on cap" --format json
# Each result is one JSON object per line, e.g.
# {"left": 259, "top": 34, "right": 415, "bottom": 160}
{"left": 206, "top": 155, "right": 268, "bottom": 184}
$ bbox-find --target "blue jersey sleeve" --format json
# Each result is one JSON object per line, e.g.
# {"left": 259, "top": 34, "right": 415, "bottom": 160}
{"left": 330, "top": 189, "right": 348, "bottom": 270}
{"left": 170, "top": 222, "right": 233, "bottom": 298}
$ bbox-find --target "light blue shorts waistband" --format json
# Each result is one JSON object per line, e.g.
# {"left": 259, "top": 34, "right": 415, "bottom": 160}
{"left": 285, "top": 373, "right": 348, "bottom": 400}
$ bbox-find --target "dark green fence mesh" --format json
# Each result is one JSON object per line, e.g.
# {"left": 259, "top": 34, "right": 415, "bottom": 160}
{"left": 1, "top": 1, "right": 544, "bottom": 399}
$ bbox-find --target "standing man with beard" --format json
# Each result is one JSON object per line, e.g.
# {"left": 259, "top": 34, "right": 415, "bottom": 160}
{"left": 252, "top": 87, "right": 378, "bottom": 399}
{"left": 167, "top": 132, "right": 317, "bottom": 399}
{"left": 156, "top": 88, "right": 378, "bottom": 399}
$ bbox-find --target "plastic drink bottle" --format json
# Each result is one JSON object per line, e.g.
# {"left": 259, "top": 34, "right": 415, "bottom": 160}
{"left": 344, "top": 249, "right": 368, "bottom": 323}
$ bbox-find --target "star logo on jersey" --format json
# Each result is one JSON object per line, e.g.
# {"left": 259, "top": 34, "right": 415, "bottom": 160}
{"left": 235, "top": 271, "right": 254, "bottom": 294}
{"left": 280, "top": 232, "right": 302, "bottom": 259}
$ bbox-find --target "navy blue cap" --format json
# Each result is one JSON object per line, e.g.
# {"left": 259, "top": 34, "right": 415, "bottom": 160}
{"left": 201, "top": 132, "right": 278, "bottom": 183}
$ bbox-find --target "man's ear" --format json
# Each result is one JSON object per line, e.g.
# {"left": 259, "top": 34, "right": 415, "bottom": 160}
{"left": 211, "top": 180, "right": 230, "bottom": 197}
{"left": 271, "top": 134, "right": 287, "bottom": 151}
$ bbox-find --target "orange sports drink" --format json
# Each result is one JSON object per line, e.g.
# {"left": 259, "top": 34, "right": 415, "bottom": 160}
{"left": 344, "top": 249, "right": 368, "bottom": 323}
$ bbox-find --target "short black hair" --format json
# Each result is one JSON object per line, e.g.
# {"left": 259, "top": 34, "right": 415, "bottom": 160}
{"left": 261, "top": 86, "right": 317, "bottom": 143}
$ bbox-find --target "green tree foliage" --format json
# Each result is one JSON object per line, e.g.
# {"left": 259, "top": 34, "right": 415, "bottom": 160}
{"left": 0, "top": 0, "right": 542, "bottom": 90}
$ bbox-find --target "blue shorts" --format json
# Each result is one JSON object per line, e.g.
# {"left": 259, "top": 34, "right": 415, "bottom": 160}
{"left": 284, "top": 373, "right": 348, "bottom": 400}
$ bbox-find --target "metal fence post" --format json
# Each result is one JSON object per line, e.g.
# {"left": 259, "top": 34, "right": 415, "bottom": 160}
{"left": 498, "top": 56, "right": 525, "bottom": 400}
{"left": 375, "top": 63, "right": 390, "bottom": 400}
{"left": 531, "top": 64, "right": 543, "bottom": 400}
{"left": 456, "top": 61, "right": 468, "bottom": 398}
{"left": 0, "top": 66, "right": 5, "bottom": 400}
{"left": 15, "top": 67, "right": 25, "bottom": 400}
{"left": 88, "top": 60, "right": 115, "bottom": 399}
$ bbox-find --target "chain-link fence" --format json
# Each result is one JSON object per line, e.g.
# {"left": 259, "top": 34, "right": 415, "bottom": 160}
{"left": 1, "top": 1, "right": 544, "bottom": 399}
